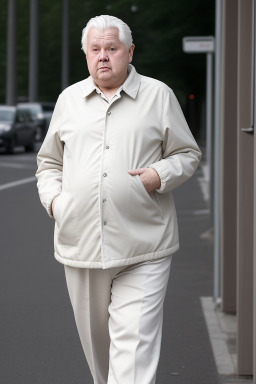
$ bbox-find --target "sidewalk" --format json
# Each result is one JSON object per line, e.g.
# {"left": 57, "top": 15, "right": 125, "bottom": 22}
{"left": 202, "top": 298, "right": 253, "bottom": 384}
{"left": 167, "top": 162, "right": 253, "bottom": 384}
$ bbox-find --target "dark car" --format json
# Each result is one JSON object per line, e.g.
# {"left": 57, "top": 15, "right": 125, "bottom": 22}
{"left": 18, "top": 102, "right": 55, "bottom": 140}
{"left": 0, "top": 106, "right": 37, "bottom": 153}
{"left": 40, "top": 102, "right": 55, "bottom": 131}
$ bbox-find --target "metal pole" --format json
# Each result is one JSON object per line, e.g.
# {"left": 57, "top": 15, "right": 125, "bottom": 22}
{"left": 206, "top": 52, "right": 214, "bottom": 217}
{"left": 62, "top": 0, "right": 69, "bottom": 90}
{"left": 6, "top": 0, "right": 17, "bottom": 105}
{"left": 29, "top": 0, "right": 39, "bottom": 101}
{"left": 253, "top": 1, "right": 256, "bottom": 380}
{"left": 213, "top": 0, "right": 223, "bottom": 301}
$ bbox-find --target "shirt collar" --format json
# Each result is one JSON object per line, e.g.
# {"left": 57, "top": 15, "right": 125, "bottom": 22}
{"left": 81, "top": 64, "right": 141, "bottom": 99}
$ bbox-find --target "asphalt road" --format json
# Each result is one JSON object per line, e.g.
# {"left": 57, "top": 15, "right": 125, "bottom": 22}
{"left": 0, "top": 145, "right": 220, "bottom": 384}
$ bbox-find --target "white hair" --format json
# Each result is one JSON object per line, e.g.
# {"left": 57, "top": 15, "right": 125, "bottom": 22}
{"left": 81, "top": 15, "right": 133, "bottom": 54}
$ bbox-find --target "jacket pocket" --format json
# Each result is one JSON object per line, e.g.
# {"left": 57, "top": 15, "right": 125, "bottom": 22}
{"left": 53, "top": 191, "right": 80, "bottom": 247}
{"left": 136, "top": 175, "right": 163, "bottom": 217}
{"left": 129, "top": 175, "right": 163, "bottom": 223}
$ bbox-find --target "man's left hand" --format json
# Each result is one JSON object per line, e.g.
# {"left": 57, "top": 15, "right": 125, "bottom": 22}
{"left": 128, "top": 168, "right": 161, "bottom": 194}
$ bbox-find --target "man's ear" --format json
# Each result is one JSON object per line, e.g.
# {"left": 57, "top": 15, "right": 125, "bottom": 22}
{"left": 128, "top": 44, "right": 135, "bottom": 63}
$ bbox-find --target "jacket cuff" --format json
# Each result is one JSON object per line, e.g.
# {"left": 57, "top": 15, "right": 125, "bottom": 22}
{"left": 46, "top": 192, "right": 61, "bottom": 218}
{"left": 149, "top": 162, "right": 167, "bottom": 193}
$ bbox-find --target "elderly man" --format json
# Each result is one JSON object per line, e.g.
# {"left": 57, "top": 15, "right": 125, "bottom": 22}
{"left": 36, "top": 15, "right": 201, "bottom": 384}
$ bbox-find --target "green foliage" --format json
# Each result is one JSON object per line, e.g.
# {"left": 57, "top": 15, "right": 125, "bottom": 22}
{"left": 0, "top": 0, "right": 214, "bottom": 104}
{"left": 38, "top": 0, "right": 62, "bottom": 100}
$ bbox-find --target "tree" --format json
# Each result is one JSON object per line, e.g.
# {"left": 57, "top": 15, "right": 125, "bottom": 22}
{"left": 0, "top": 0, "right": 215, "bottom": 107}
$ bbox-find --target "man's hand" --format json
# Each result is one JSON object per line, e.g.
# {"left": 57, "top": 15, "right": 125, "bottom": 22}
{"left": 128, "top": 168, "right": 161, "bottom": 194}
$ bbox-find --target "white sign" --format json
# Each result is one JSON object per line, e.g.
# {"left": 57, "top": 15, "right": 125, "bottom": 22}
{"left": 183, "top": 36, "right": 215, "bottom": 53}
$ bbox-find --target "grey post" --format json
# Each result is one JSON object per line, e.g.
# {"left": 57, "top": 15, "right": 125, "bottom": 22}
{"left": 6, "top": 0, "right": 17, "bottom": 106}
{"left": 182, "top": 37, "right": 214, "bottom": 179}
{"left": 182, "top": 36, "right": 215, "bottom": 235}
{"left": 206, "top": 52, "right": 214, "bottom": 218}
{"left": 29, "top": 0, "right": 39, "bottom": 101}
{"left": 236, "top": 0, "right": 253, "bottom": 373}
{"left": 213, "top": 0, "right": 223, "bottom": 301}
{"left": 253, "top": 0, "right": 256, "bottom": 380}
{"left": 206, "top": 53, "right": 213, "bottom": 172}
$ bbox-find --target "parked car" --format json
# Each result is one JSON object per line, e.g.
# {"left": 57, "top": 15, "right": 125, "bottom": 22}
{"left": 18, "top": 102, "right": 55, "bottom": 140}
{"left": 40, "top": 102, "right": 55, "bottom": 131}
{"left": 0, "top": 106, "right": 37, "bottom": 153}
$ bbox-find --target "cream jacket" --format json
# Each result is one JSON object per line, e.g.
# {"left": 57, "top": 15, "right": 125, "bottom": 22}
{"left": 36, "top": 65, "right": 201, "bottom": 269}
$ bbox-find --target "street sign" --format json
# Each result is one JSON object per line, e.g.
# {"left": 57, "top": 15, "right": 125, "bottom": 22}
{"left": 182, "top": 36, "right": 215, "bottom": 53}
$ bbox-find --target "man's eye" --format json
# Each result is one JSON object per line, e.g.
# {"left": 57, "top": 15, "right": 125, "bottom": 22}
{"left": 109, "top": 48, "right": 116, "bottom": 52}
{"left": 92, "top": 49, "right": 98, "bottom": 52}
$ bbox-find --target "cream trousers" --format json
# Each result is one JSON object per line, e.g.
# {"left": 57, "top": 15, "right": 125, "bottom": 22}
{"left": 64, "top": 256, "right": 172, "bottom": 384}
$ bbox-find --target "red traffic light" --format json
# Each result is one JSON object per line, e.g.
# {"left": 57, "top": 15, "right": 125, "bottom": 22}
{"left": 189, "top": 94, "right": 195, "bottom": 100}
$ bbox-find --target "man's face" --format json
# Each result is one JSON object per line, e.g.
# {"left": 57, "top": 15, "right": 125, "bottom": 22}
{"left": 86, "top": 27, "right": 135, "bottom": 90}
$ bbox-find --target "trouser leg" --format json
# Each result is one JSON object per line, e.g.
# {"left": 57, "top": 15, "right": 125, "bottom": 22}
{"left": 64, "top": 266, "right": 111, "bottom": 384}
{"left": 108, "top": 256, "right": 172, "bottom": 384}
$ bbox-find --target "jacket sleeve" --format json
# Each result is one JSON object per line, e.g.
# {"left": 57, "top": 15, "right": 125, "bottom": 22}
{"left": 149, "top": 89, "right": 202, "bottom": 193}
{"left": 35, "top": 94, "right": 64, "bottom": 217}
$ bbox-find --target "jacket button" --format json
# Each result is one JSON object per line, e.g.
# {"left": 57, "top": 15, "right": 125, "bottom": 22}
{"left": 103, "top": 198, "right": 106, "bottom": 203}
{"left": 103, "top": 173, "right": 107, "bottom": 177}
{"left": 107, "top": 111, "right": 111, "bottom": 115}
{"left": 104, "top": 221, "right": 107, "bottom": 225}
{"left": 106, "top": 145, "right": 110, "bottom": 149}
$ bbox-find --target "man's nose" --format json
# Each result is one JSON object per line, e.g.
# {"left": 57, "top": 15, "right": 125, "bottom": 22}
{"left": 99, "top": 49, "right": 109, "bottom": 62}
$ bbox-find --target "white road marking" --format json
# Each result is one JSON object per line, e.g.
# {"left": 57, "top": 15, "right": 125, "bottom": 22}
{"left": 192, "top": 209, "right": 210, "bottom": 215}
{"left": 177, "top": 209, "right": 210, "bottom": 216}
{"left": 11, "top": 156, "right": 37, "bottom": 161}
{"left": 197, "top": 163, "right": 210, "bottom": 202}
{"left": 0, "top": 162, "right": 35, "bottom": 169}
{"left": 0, "top": 176, "right": 36, "bottom": 191}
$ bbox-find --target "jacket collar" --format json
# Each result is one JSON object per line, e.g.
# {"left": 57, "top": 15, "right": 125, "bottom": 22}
{"left": 81, "top": 64, "right": 141, "bottom": 99}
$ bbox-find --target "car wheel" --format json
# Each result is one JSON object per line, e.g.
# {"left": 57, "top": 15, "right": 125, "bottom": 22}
{"left": 25, "top": 142, "right": 35, "bottom": 152}
{"left": 6, "top": 137, "right": 15, "bottom": 154}
{"left": 25, "top": 134, "right": 36, "bottom": 152}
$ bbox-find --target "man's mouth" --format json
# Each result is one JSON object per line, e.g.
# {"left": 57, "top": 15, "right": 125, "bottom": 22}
{"left": 98, "top": 67, "right": 111, "bottom": 70}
